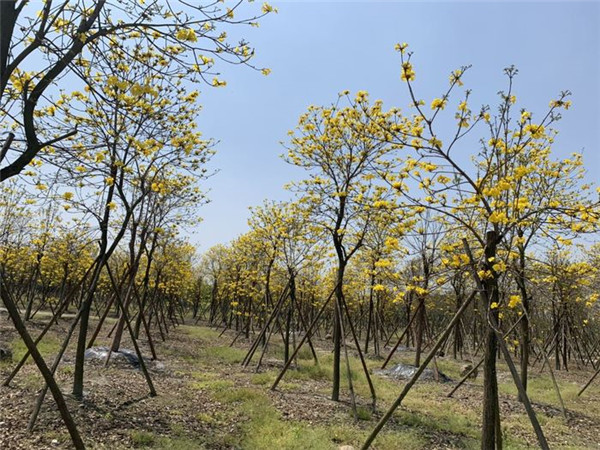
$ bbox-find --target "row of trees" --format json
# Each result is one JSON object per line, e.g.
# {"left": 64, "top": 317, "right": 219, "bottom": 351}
{"left": 203, "top": 204, "right": 599, "bottom": 368}
{"left": 198, "top": 46, "right": 600, "bottom": 449}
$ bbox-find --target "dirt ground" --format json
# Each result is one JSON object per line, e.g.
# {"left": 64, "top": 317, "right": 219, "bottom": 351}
{"left": 1, "top": 313, "right": 600, "bottom": 449}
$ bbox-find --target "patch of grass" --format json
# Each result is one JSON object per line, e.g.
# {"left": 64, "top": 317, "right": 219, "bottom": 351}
{"left": 498, "top": 374, "right": 557, "bottom": 403}
{"left": 195, "top": 411, "right": 228, "bottom": 427}
{"left": 283, "top": 422, "right": 430, "bottom": 450}
{"left": 180, "top": 325, "right": 220, "bottom": 342}
{"left": 0, "top": 359, "right": 12, "bottom": 372}
{"left": 189, "top": 370, "right": 218, "bottom": 381}
{"left": 279, "top": 380, "right": 302, "bottom": 391}
{"left": 333, "top": 423, "right": 431, "bottom": 450}
{"left": 499, "top": 373, "right": 595, "bottom": 405}
{"left": 394, "top": 406, "right": 477, "bottom": 439}
{"left": 221, "top": 386, "right": 268, "bottom": 405}
{"left": 207, "top": 384, "right": 328, "bottom": 449}
{"left": 170, "top": 423, "right": 186, "bottom": 437}
{"left": 190, "top": 378, "right": 234, "bottom": 393}
{"left": 497, "top": 370, "right": 600, "bottom": 426}
{"left": 155, "top": 437, "right": 205, "bottom": 450}
{"left": 229, "top": 388, "right": 333, "bottom": 449}
{"left": 200, "top": 346, "right": 246, "bottom": 364}
{"left": 355, "top": 406, "right": 372, "bottom": 421}
{"left": 368, "top": 428, "right": 429, "bottom": 450}
{"left": 297, "top": 346, "right": 316, "bottom": 361}
{"left": 250, "top": 371, "right": 277, "bottom": 386}
{"left": 40, "top": 430, "right": 69, "bottom": 447}
{"left": 242, "top": 418, "right": 336, "bottom": 449}
{"left": 203, "top": 380, "right": 430, "bottom": 450}
{"left": 500, "top": 427, "right": 537, "bottom": 450}
{"left": 284, "top": 362, "right": 332, "bottom": 382}
{"left": 130, "top": 430, "right": 156, "bottom": 447}
{"left": 60, "top": 364, "right": 74, "bottom": 376}
{"left": 195, "top": 412, "right": 215, "bottom": 425}
{"left": 11, "top": 334, "right": 61, "bottom": 362}
{"left": 435, "top": 358, "right": 467, "bottom": 381}
{"left": 14, "top": 320, "right": 594, "bottom": 450}
{"left": 360, "top": 378, "right": 479, "bottom": 441}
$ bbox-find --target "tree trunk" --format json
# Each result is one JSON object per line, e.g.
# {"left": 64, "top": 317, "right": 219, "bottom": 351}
{"left": 516, "top": 238, "right": 530, "bottom": 401}
{"left": 462, "top": 232, "right": 501, "bottom": 450}
{"left": 332, "top": 262, "right": 345, "bottom": 402}
{"left": 415, "top": 296, "right": 425, "bottom": 366}
{"left": 365, "top": 272, "right": 375, "bottom": 354}
{"left": 480, "top": 231, "right": 501, "bottom": 450}
{"left": 72, "top": 257, "right": 106, "bottom": 399}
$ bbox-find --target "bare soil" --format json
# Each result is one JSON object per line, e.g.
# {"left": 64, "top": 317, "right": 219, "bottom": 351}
{"left": 1, "top": 314, "right": 600, "bottom": 449}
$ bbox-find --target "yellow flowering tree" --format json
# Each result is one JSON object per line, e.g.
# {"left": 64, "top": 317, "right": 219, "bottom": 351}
{"left": 364, "top": 46, "right": 599, "bottom": 449}
{"left": 283, "top": 92, "right": 402, "bottom": 403}
{"left": 355, "top": 204, "right": 409, "bottom": 357}
{"left": 0, "top": 0, "right": 273, "bottom": 181}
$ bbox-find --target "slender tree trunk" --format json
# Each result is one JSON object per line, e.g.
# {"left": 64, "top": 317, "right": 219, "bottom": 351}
{"left": 73, "top": 161, "right": 126, "bottom": 399}
{"left": 109, "top": 281, "right": 135, "bottom": 352}
{"left": 415, "top": 296, "right": 425, "bottom": 366}
{"left": 452, "top": 294, "right": 462, "bottom": 360}
{"left": 365, "top": 272, "right": 375, "bottom": 354}
{"left": 479, "top": 232, "right": 501, "bottom": 450}
{"left": 463, "top": 232, "right": 501, "bottom": 450}
{"left": 374, "top": 292, "right": 381, "bottom": 356}
{"left": 72, "top": 255, "right": 107, "bottom": 399}
{"left": 193, "top": 277, "right": 202, "bottom": 319}
{"left": 332, "top": 261, "right": 345, "bottom": 402}
{"left": 23, "top": 261, "right": 41, "bottom": 321}
{"left": 552, "top": 300, "right": 560, "bottom": 370}
{"left": 516, "top": 243, "right": 530, "bottom": 401}
{"left": 481, "top": 312, "right": 500, "bottom": 449}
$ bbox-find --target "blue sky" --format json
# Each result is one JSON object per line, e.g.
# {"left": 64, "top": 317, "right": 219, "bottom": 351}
{"left": 192, "top": 1, "right": 600, "bottom": 251}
